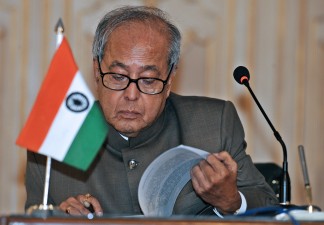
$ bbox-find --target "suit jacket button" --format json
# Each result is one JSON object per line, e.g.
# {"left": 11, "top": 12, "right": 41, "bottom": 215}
{"left": 128, "top": 159, "right": 138, "bottom": 170}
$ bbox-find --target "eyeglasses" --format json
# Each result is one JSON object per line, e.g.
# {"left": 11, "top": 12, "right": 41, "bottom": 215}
{"left": 97, "top": 57, "right": 174, "bottom": 95}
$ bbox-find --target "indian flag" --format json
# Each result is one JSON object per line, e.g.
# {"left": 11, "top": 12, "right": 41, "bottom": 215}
{"left": 16, "top": 37, "right": 108, "bottom": 171}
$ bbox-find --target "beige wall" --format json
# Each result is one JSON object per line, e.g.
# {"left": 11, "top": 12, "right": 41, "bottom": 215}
{"left": 0, "top": 0, "right": 323, "bottom": 214}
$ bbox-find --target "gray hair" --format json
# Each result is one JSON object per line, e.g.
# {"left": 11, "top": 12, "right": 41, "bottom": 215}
{"left": 92, "top": 6, "right": 181, "bottom": 68}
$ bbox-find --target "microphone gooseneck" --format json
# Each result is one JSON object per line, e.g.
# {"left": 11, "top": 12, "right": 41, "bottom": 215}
{"left": 233, "top": 66, "right": 291, "bottom": 205}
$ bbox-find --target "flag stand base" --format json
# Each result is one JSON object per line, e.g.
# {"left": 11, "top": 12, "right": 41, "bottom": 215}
{"left": 26, "top": 204, "right": 66, "bottom": 218}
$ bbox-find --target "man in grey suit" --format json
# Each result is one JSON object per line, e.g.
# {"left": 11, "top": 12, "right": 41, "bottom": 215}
{"left": 25, "top": 6, "right": 278, "bottom": 217}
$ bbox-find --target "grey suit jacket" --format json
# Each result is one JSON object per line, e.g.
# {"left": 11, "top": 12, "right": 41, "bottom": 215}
{"left": 25, "top": 93, "right": 278, "bottom": 215}
{"left": 169, "top": 93, "right": 278, "bottom": 214}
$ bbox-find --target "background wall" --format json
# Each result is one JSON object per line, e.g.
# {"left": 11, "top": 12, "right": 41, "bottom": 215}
{"left": 0, "top": 0, "right": 323, "bottom": 215}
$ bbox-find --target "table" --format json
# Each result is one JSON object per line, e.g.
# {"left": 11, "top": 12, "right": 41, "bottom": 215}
{"left": 1, "top": 215, "right": 324, "bottom": 225}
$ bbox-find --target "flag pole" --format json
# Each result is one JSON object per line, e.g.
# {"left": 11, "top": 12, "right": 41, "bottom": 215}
{"left": 26, "top": 19, "right": 66, "bottom": 217}
{"left": 42, "top": 157, "right": 52, "bottom": 209}
{"left": 40, "top": 18, "right": 65, "bottom": 210}
{"left": 41, "top": 18, "right": 65, "bottom": 210}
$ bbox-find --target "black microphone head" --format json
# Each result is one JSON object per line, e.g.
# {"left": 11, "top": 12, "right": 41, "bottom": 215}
{"left": 233, "top": 66, "right": 250, "bottom": 85}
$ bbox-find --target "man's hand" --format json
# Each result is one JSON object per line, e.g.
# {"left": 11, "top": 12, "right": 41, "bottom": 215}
{"left": 59, "top": 193, "right": 103, "bottom": 217}
{"left": 191, "top": 151, "right": 241, "bottom": 215}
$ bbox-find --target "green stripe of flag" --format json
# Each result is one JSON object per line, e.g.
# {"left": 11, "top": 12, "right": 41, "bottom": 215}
{"left": 63, "top": 102, "right": 108, "bottom": 171}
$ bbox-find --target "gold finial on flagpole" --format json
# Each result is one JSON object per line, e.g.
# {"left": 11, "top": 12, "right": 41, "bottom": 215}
{"left": 55, "top": 18, "right": 64, "bottom": 34}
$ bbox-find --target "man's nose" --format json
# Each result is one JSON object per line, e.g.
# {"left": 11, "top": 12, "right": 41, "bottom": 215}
{"left": 123, "top": 81, "right": 140, "bottom": 100}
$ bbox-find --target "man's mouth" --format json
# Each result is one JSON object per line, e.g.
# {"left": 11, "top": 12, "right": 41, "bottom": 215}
{"left": 118, "top": 110, "right": 141, "bottom": 119}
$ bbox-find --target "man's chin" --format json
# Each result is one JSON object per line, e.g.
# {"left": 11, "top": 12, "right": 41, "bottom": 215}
{"left": 109, "top": 118, "right": 147, "bottom": 137}
{"left": 114, "top": 125, "right": 141, "bottom": 138}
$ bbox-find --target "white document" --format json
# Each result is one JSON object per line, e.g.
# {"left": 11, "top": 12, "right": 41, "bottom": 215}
{"left": 138, "top": 145, "right": 209, "bottom": 217}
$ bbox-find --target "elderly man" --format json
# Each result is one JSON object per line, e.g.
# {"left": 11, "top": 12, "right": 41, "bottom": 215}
{"left": 25, "top": 6, "right": 278, "bottom": 217}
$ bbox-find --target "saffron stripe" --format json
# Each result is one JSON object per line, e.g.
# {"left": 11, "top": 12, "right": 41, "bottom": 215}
{"left": 16, "top": 38, "right": 77, "bottom": 151}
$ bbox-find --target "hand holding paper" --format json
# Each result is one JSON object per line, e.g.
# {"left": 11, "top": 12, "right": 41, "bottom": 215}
{"left": 191, "top": 151, "right": 241, "bottom": 215}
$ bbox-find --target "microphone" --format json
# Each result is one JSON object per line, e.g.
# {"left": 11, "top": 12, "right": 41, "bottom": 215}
{"left": 233, "top": 66, "right": 291, "bottom": 205}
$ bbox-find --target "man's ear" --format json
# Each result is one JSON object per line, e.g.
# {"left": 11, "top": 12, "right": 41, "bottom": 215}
{"left": 93, "top": 58, "right": 100, "bottom": 89}
{"left": 166, "top": 65, "right": 177, "bottom": 97}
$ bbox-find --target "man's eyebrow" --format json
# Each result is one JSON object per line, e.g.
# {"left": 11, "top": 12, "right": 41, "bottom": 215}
{"left": 108, "top": 61, "right": 128, "bottom": 70}
{"left": 108, "top": 61, "right": 161, "bottom": 74}
{"left": 143, "top": 65, "right": 160, "bottom": 73}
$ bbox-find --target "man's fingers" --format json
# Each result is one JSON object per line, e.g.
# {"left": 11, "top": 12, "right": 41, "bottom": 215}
{"left": 60, "top": 194, "right": 103, "bottom": 217}
{"left": 78, "top": 193, "right": 92, "bottom": 208}
{"left": 191, "top": 157, "right": 223, "bottom": 193}
{"left": 60, "top": 197, "right": 84, "bottom": 216}
{"left": 190, "top": 152, "right": 240, "bottom": 211}
{"left": 78, "top": 193, "right": 103, "bottom": 216}
{"left": 213, "top": 152, "right": 237, "bottom": 173}
{"left": 191, "top": 152, "right": 238, "bottom": 193}
{"left": 205, "top": 154, "right": 226, "bottom": 172}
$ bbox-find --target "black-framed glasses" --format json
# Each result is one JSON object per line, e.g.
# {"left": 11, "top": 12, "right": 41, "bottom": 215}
{"left": 97, "top": 57, "right": 174, "bottom": 95}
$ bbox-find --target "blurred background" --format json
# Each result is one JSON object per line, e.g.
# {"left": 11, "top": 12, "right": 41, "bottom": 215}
{"left": 0, "top": 0, "right": 323, "bottom": 215}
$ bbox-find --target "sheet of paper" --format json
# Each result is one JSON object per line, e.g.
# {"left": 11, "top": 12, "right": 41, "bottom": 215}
{"left": 138, "top": 145, "right": 209, "bottom": 216}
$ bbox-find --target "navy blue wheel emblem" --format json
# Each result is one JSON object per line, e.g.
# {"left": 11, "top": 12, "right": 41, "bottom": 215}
{"left": 66, "top": 92, "right": 89, "bottom": 112}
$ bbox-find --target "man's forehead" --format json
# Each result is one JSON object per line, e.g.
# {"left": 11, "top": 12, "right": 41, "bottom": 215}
{"left": 102, "top": 20, "right": 170, "bottom": 70}
{"left": 110, "top": 20, "right": 169, "bottom": 39}
{"left": 105, "top": 21, "right": 169, "bottom": 52}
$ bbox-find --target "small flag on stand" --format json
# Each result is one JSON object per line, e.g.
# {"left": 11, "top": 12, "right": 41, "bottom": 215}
{"left": 16, "top": 37, "right": 108, "bottom": 171}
